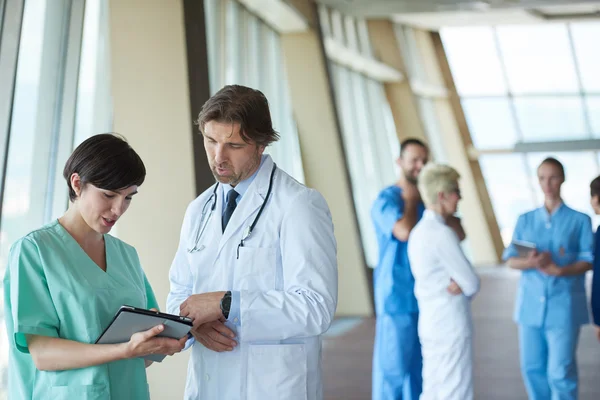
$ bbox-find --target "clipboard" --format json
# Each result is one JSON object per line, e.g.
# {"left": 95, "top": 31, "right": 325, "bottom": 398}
{"left": 95, "top": 305, "right": 193, "bottom": 362}
{"left": 512, "top": 239, "right": 537, "bottom": 258}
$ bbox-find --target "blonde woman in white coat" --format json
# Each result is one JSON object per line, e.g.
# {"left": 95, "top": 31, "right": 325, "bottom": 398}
{"left": 407, "top": 163, "right": 480, "bottom": 400}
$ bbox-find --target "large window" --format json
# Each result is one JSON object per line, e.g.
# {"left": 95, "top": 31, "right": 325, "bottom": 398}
{"left": 0, "top": 1, "right": 111, "bottom": 396}
{"left": 320, "top": 7, "right": 399, "bottom": 267}
{"left": 442, "top": 23, "right": 600, "bottom": 245}
{"left": 204, "top": 0, "right": 305, "bottom": 183}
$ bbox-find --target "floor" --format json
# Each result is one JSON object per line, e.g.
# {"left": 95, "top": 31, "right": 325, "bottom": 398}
{"left": 322, "top": 268, "right": 600, "bottom": 400}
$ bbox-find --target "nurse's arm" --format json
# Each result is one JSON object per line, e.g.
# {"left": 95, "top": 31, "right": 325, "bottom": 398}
{"left": 25, "top": 325, "right": 186, "bottom": 371}
{"left": 541, "top": 260, "right": 592, "bottom": 277}
{"left": 506, "top": 251, "right": 547, "bottom": 271}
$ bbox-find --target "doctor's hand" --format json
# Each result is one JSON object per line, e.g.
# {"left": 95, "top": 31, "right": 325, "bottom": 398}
{"left": 447, "top": 279, "right": 463, "bottom": 296}
{"left": 594, "top": 325, "right": 600, "bottom": 342}
{"left": 191, "top": 320, "right": 238, "bottom": 352}
{"left": 180, "top": 291, "right": 226, "bottom": 328}
{"left": 124, "top": 324, "right": 187, "bottom": 359}
{"left": 401, "top": 181, "right": 421, "bottom": 203}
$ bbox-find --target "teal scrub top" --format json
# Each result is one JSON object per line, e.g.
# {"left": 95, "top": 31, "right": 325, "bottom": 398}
{"left": 371, "top": 185, "right": 425, "bottom": 316}
{"left": 503, "top": 204, "right": 594, "bottom": 329}
{"left": 3, "top": 220, "right": 159, "bottom": 400}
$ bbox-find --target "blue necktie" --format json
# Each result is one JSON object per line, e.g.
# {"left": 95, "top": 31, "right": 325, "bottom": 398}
{"left": 222, "top": 190, "right": 239, "bottom": 232}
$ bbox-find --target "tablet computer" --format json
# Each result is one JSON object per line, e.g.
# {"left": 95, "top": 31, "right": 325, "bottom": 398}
{"left": 96, "top": 305, "right": 193, "bottom": 362}
{"left": 512, "top": 239, "right": 537, "bottom": 258}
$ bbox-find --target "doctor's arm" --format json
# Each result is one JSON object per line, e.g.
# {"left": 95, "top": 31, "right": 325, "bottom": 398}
{"left": 239, "top": 190, "right": 338, "bottom": 342}
{"left": 372, "top": 189, "right": 416, "bottom": 243}
{"left": 436, "top": 228, "right": 480, "bottom": 297}
{"left": 446, "top": 215, "right": 466, "bottom": 242}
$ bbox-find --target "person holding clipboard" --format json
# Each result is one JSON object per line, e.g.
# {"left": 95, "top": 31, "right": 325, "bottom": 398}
{"left": 3, "top": 134, "right": 187, "bottom": 399}
{"left": 503, "top": 157, "right": 593, "bottom": 400}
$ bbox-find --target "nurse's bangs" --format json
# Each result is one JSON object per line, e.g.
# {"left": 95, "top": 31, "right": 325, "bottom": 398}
{"left": 64, "top": 133, "right": 146, "bottom": 201}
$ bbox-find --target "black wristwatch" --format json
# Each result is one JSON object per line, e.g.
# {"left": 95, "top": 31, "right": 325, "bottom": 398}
{"left": 220, "top": 291, "right": 232, "bottom": 319}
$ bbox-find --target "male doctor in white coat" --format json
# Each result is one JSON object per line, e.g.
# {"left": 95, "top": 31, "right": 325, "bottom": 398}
{"left": 167, "top": 84, "right": 338, "bottom": 400}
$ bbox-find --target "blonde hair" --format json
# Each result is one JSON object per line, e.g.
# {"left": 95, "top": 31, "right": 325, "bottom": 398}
{"left": 417, "top": 163, "right": 460, "bottom": 207}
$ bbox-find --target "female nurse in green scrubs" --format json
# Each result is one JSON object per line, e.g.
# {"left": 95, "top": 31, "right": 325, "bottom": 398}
{"left": 3, "top": 134, "right": 187, "bottom": 400}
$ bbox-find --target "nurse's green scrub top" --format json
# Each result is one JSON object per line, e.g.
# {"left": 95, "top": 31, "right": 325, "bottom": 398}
{"left": 3, "top": 220, "right": 159, "bottom": 400}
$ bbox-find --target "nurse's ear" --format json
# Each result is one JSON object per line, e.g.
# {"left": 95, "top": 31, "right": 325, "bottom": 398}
{"left": 70, "top": 173, "right": 84, "bottom": 199}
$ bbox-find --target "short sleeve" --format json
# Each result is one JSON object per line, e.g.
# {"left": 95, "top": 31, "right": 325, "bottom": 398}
{"left": 7, "top": 238, "right": 60, "bottom": 353}
{"left": 371, "top": 189, "right": 404, "bottom": 237}
{"left": 576, "top": 215, "right": 594, "bottom": 263}
{"left": 143, "top": 273, "right": 160, "bottom": 311}
{"left": 502, "top": 214, "right": 525, "bottom": 261}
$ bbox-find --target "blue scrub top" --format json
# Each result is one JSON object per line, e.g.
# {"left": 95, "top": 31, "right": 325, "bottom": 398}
{"left": 503, "top": 204, "right": 593, "bottom": 329}
{"left": 371, "top": 185, "right": 425, "bottom": 316}
{"left": 592, "top": 228, "right": 600, "bottom": 326}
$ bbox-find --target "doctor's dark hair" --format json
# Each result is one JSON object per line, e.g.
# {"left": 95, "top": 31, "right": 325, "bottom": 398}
{"left": 591, "top": 176, "right": 600, "bottom": 198}
{"left": 63, "top": 133, "right": 146, "bottom": 201}
{"left": 538, "top": 157, "right": 565, "bottom": 180}
{"left": 400, "top": 138, "right": 428, "bottom": 157}
{"left": 197, "top": 85, "right": 280, "bottom": 147}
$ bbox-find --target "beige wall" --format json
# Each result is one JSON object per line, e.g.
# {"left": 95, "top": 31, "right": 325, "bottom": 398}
{"left": 109, "top": 0, "right": 193, "bottom": 398}
{"left": 281, "top": 31, "right": 372, "bottom": 316}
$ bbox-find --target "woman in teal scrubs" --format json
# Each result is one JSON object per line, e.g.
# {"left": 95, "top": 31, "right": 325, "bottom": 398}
{"left": 3, "top": 134, "right": 187, "bottom": 399}
{"left": 504, "top": 157, "right": 593, "bottom": 400}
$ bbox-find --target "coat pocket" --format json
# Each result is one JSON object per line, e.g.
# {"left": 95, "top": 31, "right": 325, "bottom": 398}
{"left": 48, "top": 384, "right": 108, "bottom": 400}
{"left": 247, "top": 343, "right": 308, "bottom": 400}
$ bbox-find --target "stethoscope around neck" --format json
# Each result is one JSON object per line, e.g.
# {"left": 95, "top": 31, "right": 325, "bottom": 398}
{"left": 186, "top": 163, "right": 277, "bottom": 259}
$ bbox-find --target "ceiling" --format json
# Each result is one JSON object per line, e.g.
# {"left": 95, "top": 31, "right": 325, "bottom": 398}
{"left": 316, "top": 0, "right": 600, "bottom": 29}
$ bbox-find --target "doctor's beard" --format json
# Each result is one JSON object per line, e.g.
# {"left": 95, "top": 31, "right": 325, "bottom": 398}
{"left": 402, "top": 167, "right": 420, "bottom": 185}
{"left": 211, "top": 151, "right": 262, "bottom": 187}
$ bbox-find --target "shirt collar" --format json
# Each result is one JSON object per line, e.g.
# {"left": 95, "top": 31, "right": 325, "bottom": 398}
{"left": 222, "top": 155, "right": 267, "bottom": 201}
{"left": 537, "top": 201, "right": 565, "bottom": 220}
{"left": 423, "top": 209, "right": 446, "bottom": 224}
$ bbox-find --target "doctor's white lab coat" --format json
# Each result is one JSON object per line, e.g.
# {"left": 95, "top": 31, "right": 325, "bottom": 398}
{"left": 167, "top": 155, "right": 338, "bottom": 400}
{"left": 407, "top": 210, "right": 480, "bottom": 400}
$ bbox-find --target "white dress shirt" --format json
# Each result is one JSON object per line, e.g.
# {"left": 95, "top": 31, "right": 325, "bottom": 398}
{"left": 407, "top": 209, "right": 480, "bottom": 342}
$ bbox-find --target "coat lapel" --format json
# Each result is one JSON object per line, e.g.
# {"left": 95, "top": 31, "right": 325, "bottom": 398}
{"left": 218, "top": 156, "right": 274, "bottom": 254}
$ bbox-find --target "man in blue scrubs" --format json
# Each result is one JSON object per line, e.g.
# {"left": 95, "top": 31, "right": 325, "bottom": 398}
{"left": 371, "top": 138, "right": 465, "bottom": 400}
{"left": 590, "top": 176, "right": 600, "bottom": 342}
{"left": 504, "top": 157, "right": 593, "bottom": 400}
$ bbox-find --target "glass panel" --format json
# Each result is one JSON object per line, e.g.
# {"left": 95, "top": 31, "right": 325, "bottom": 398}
{"left": 330, "top": 63, "right": 400, "bottom": 267}
{"left": 1, "top": 0, "right": 48, "bottom": 396}
{"left": 479, "top": 154, "right": 535, "bottom": 246}
{"left": 418, "top": 97, "right": 448, "bottom": 163}
{"left": 586, "top": 96, "right": 600, "bottom": 138}
{"left": 440, "top": 27, "right": 507, "bottom": 96}
{"left": 204, "top": 0, "right": 223, "bottom": 94}
{"left": 513, "top": 96, "right": 588, "bottom": 141}
{"left": 461, "top": 98, "right": 519, "bottom": 149}
{"left": 73, "top": 0, "right": 111, "bottom": 147}
{"left": 526, "top": 152, "right": 599, "bottom": 221}
{"left": 496, "top": 24, "right": 579, "bottom": 94}
{"left": 570, "top": 23, "right": 600, "bottom": 93}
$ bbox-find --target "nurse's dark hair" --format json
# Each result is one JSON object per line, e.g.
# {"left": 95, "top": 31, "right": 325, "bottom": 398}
{"left": 63, "top": 133, "right": 146, "bottom": 201}
{"left": 196, "top": 84, "right": 280, "bottom": 147}
{"left": 538, "top": 157, "right": 565, "bottom": 180}
{"left": 591, "top": 176, "right": 600, "bottom": 198}
{"left": 400, "top": 138, "right": 428, "bottom": 156}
